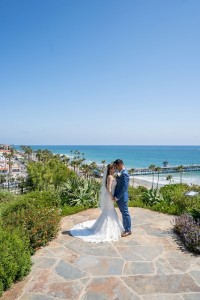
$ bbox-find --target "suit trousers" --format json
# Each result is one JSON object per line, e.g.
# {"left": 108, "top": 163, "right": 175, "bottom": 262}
{"left": 117, "top": 199, "right": 131, "bottom": 232}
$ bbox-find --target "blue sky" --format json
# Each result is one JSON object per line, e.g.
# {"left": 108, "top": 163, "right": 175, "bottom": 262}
{"left": 0, "top": 0, "right": 200, "bottom": 145}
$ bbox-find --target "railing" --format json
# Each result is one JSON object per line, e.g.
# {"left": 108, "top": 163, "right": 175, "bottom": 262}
{"left": 0, "top": 186, "right": 27, "bottom": 194}
{"left": 132, "top": 164, "right": 200, "bottom": 175}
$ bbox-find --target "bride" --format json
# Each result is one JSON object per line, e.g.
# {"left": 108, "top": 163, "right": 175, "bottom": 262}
{"left": 70, "top": 164, "right": 123, "bottom": 243}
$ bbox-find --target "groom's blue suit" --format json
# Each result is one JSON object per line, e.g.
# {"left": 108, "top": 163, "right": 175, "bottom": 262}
{"left": 114, "top": 169, "right": 131, "bottom": 232}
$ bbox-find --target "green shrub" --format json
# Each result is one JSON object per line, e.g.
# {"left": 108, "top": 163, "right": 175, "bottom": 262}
{"left": 22, "top": 190, "right": 61, "bottom": 207}
{"left": 0, "top": 227, "right": 31, "bottom": 295}
{"left": 128, "top": 184, "right": 200, "bottom": 216}
{"left": 128, "top": 199, "right": 146, "bottom": 208}
{"left": 26, "top": 159, "right": 73, "bottom": 191}
{"left": 189, "top": 208, "right": 200, "bottom": 220}
{"left": 142, "top": 188, "right": 164, "bottom": 206}
{"left": 61, "top": 205, "right": 85, "bottom": 216}
{"left": 160, "top": 184, "right": 189, "bottom": 204}
{"left": 1, "top": 190, "right": 61, "bottom": 217}
{"left": 0, "top": 281, "right": 3, "bottom": 297}
{"left": 160, "top": 184, "right": 200, "bottom": 215}
{"left": 61, "top": 177, "right": 100, "bottom": 208}
{"left": 128, "top": 186, "right": 148, "bottom": 205}
{"left": 129, "top": 186, "right": 147, "bottom": 200}
{"left": 189, "top": 184, "right": 200, "bottom": 192}
{"left": 0, "top": 191, "right": 16, "bottom": 204}
{"left": 150, "top": 201, "right": 183, "bottom": 215}
{"left": 1, "top": 197, "right": 34, "bottom": 218}
{"left": 2, "top": 205, "right": 60, "bottom": 253}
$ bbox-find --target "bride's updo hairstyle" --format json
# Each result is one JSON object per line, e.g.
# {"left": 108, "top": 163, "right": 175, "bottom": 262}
{"left": 105, "top": 164, "right": 114, "bottom": 187}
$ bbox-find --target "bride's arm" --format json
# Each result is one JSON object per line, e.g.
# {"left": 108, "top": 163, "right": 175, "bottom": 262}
{"left": 106, "top": 175, "right": 114, "bottom": 199}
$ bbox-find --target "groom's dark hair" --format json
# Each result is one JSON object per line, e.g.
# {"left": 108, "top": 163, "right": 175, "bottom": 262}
{"left": 114, "top": 159, "right": 124, "bottom": 165}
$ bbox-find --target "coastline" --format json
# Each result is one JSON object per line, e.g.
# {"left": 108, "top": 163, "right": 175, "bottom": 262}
{"left": 129, "top": 177, "right": 165, "bottom": 189}
{"left": 66, "top": 153, "right": 200, "bottom": 188}
{"left": 14, "top": 145, "right": 200, "bottom": 169}
{"left": 15, "top": 145, "right": 200, "bottom": 188}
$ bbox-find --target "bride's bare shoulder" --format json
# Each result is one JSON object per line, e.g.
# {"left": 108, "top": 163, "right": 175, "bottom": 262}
{"left": 107, "top": 175, "right": 114, "bottom": 180}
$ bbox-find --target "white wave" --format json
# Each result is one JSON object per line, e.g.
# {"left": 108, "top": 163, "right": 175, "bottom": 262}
{"left": 134, "top": 173, "right": 200, "bottom": 186}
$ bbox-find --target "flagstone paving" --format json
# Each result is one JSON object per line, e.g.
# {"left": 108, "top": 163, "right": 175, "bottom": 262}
{"left": 2, "top": 207, "right": 200, "bottom": 300}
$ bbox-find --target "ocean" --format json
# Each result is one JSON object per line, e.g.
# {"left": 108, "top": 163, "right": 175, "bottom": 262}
{"left": 15, "top": 145, "right": 200, "bottom": 185}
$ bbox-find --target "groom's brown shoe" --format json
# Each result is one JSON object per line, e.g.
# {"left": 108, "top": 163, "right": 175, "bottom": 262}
{"left": 121, "top": 231, "right": 131, "bottom": 237}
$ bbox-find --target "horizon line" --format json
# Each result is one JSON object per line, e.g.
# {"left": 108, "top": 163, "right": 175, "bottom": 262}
{"left": 12, "top": 144, "right": 200, "bottom": 147}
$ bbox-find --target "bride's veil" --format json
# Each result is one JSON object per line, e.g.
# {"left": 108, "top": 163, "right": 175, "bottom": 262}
{"left": 98, "top": 167, "right": 109, "bottom": 211}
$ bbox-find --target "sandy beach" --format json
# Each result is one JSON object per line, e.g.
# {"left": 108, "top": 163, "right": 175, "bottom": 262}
{"left": 129, "top": 177, "right": 166, "bottom": 189}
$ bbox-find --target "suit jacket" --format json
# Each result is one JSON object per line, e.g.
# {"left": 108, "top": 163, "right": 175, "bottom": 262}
{"left": 114, "top": 169, "right": 129, "bottom": 202}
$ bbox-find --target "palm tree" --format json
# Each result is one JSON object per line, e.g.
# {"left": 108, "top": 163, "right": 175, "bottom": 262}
{"left": 36, "top": 149, "right": 42, "bottom": 161}
{"left": 18, "top": 175, "right": 26, "bottom": 193}
{"left": 70, "top": 150, "right": 73, "bottom": 161}
{"left": 129, "top": 168, "right": 135, "bottom": 175}
{"left": 100, "top": 160, "right": 106, "bottom": 174}
{"left": 44, "top": 149, "right": 54, "bottom": 162}
{"left": 0, "top": 174, "right": 6, "bottom": 184}
{"left": 163, "top": 161, "right": 169, "bottom": 167}
{"left": 89, "top": 162, "right": 98, "bottom": 177}
{"left": 3, "top": 148, "right": 14, "bottom": 190}
{"left": 166, "top": 174, "right": 173, "bottom": 185}
{"left": 26, "top": 146, "right": 33, "bottom": 161}
{"left": 149, "top": 164, "right": 156, "bottom": 188}
{"left": 61, "top": 155, "right": 70, "bottom": 166}
{"left": 129, "top": 168, "right": 135, "bottom": 183}
{"left": 81, "top": 164, "right": 91, "bottom": 179}
{"left": 69, "top": 150, "right": 83, "bottom": 172}
{"left": 155, "top": 166, "right": 161, "bottom": 189}
{"left": 20, "top": 145, "right": 33, "bottom": 161}
{"left": 176, "top": 165, "right": 184, "bottom": 184}
{"left": 70, "top": 160, "right": 77, "bottom": 172}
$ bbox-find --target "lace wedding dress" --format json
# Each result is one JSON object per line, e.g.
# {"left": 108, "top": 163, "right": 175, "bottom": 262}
{"left": 70, "top": 179, "right": 123, "bottom": 243}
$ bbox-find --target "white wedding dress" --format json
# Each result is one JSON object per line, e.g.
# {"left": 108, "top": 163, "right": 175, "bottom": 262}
{"left": 70, "top": 179, "right": 123, "bottom": 243}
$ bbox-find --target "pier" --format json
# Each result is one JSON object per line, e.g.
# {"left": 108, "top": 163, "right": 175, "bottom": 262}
{"left": 132, "top": 164, "right": 200, "bottom": 175}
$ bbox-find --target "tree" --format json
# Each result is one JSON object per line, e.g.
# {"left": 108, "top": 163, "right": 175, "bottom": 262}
{"left": 80, "top": 162, "right": 98, "bottom": 179}
{"left": 35, "top": 149, "right": 53, "bottom": 163}
{"left": 26, "top": 147, "right": 33, "bottom": 161}
{"left": 17, "top": 175, "right": 26, "bottom": 193}
{"left": 176, "top": 165, "right": 184, "bottom": 184}
{"left": 0, "top": 174, "right": 6, "bottom": 184}
{"left": 70, "top": 160, "right": 77, "bottom": 172}
{"left": 163, "top": 161, "right": 169, "bottom": 167}
{"left": 100, "top": 160, "right": 106, "bottom": 174}
{"left": 149, "top": 164, "right": 156, "bottom": 188}
{"left": 61, "top": 155, "right": 70, "bottom": 166}
{"left": 26, "top": 153, "right": 73, "bottom": 191}
{"left": 129, "top": 168, "right": 135, "bottom": 175}
{"left": 70, "top": 150, "right": 73, "bottom": 161}
{"left": 90, "top": 161, "right": 98, "bottom": 170}
{"left": 69, "top": 150, "right": 86, "bottom": 173}
{"left": 129, "top": 168, "right": 135, "bottom": 183}
{"left": 101, "top": 160, "right": 106, "bottom": 165}
{"left": 81, "top": 164, "right": 91, "bottom": 179}
{"left": 3, "top": 148, "right": 14, "bottom": 190}
{"left": 20, "top": 145, "right": 33, "bottom": 161}
{"left": 82, "top": 153, "right": 85, "bottom": 159}
{"left": 35, "top": 149, "right": 42, "bottom": 162}
{"left": 166, "top": 174, "right": 173, "bottom": 185}
{"left": 155, "top": 166, "right": 161, "bottom": 189}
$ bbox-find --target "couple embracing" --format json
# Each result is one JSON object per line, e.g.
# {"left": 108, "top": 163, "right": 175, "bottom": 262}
{"left": 70, "top": 159, "right": 132, "bottom": 243}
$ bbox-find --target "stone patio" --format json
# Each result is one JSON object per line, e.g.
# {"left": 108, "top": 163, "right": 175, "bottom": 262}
{"left": 2, "top": 207, "right": 200, "bottom": 300}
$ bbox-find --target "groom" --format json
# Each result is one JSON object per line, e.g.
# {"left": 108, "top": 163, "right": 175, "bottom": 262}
{"left": 113, "top": 159, "right": 132, "bottom": 237}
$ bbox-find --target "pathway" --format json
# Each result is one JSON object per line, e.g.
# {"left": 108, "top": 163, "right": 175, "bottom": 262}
{"left": 2, "top": 208, "right": 200, "bottom": 300}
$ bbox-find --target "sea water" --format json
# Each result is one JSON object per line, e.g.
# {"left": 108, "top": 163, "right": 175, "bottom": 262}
{"left": 15, "top": 145, "right": 200, "bottom": 185}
